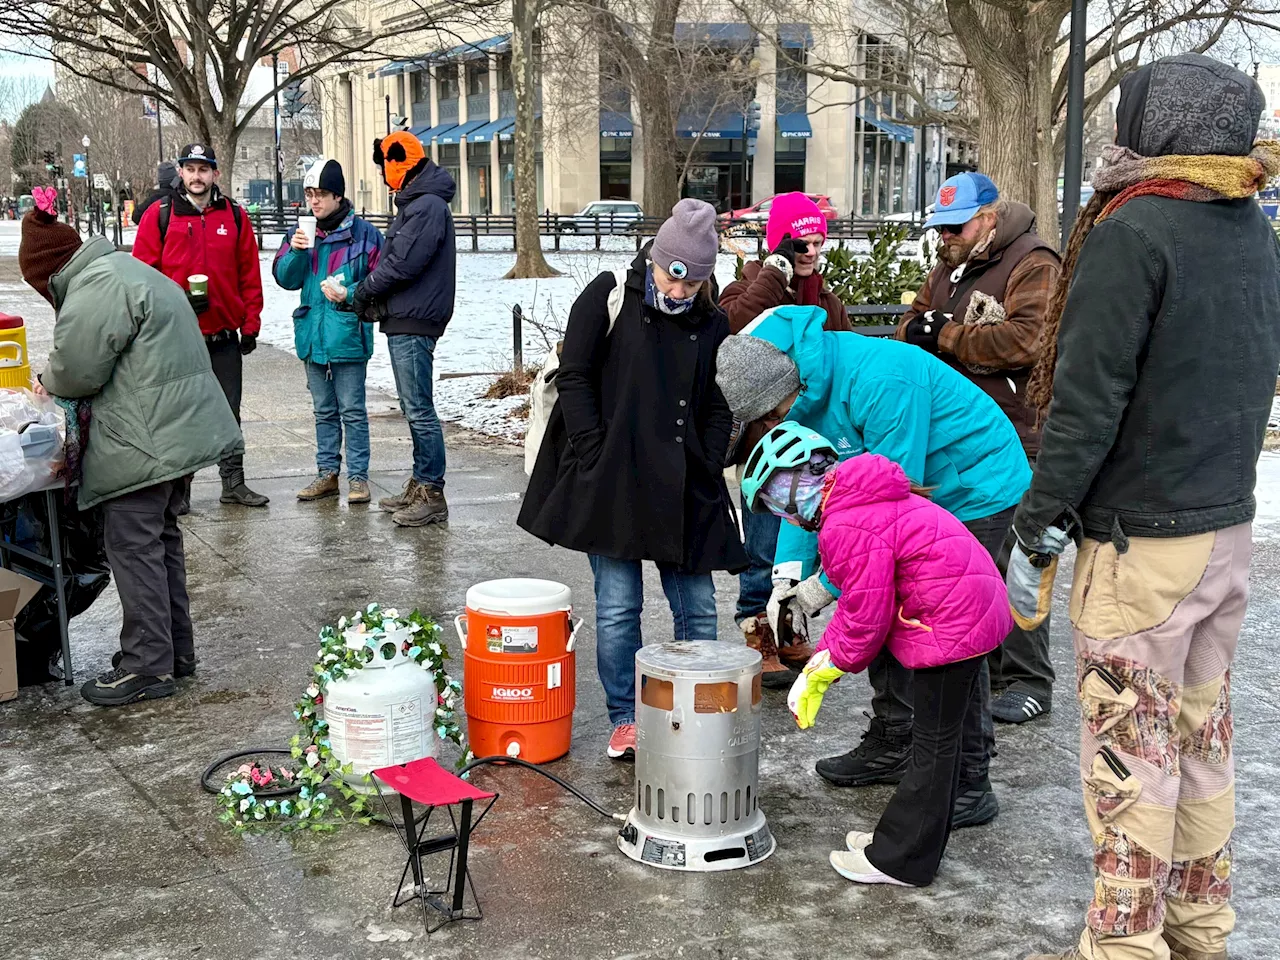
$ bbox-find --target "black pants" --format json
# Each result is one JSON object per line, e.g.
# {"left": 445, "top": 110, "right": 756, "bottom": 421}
{"left": 865, "top": 655, "right": 983, "bottom": 886}
{"left": 103, "top": 479, "right": 192, "bottom": 677}
{"left": 207, "top": 335, "right": 244, "bottom": 482}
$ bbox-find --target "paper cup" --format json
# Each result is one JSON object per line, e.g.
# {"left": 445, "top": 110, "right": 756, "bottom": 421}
{"left": 298, "top": 216, "right": 317, "bottom": 247}
{"left": 187, "top": 274, "right": 208, "bottom": 295}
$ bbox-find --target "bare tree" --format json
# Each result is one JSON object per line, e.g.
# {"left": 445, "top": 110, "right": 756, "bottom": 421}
{"left": 736, "top": 0, "right": 1280, "bottom": 236}
{"left": 58, "top": 74, "right": 173, "bottom": 202}
{"left": 0, "top": 0, "right": 432, "bottom": 188}
{"left": 508, "top": 0, "right": 560, "bottom": 278}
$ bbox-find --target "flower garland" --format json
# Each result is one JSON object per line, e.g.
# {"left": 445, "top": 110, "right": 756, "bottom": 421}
{"left": 216, "top": 604, "right": 467, "bottom": 831}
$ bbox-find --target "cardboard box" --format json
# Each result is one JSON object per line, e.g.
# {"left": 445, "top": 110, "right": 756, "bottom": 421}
{"left": 0, "top": 568, "right": 43, "bottom": 702}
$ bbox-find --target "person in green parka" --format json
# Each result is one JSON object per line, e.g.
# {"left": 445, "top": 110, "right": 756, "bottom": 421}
{"left": 272, "top": 158, "right": 384, "bottom": 505}
{"left": 18, "top": 192, "right": 243, "bottom": 707}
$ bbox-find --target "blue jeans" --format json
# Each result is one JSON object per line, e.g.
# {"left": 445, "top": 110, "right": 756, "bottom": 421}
{"left": 589, "top": 555, "right": 718, "bottom": 727}
{"left": 736, "top": 492, "right": 780, "bottom": 623}
{"left": 304, "top": 361, "right": 370, "bottom": 481}
{"left": 386, "top": 334, "right": 446, "bottom": 488}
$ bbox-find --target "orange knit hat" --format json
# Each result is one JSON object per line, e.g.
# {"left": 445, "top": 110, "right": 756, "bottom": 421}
{"left": 373, "top": 132, "right": 426, "bottom": 191}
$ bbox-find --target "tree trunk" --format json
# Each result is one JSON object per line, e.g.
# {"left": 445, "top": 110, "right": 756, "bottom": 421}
{"left": 504, "top": 0, "right": 559, "bottom": 280}
{"left": 637, "top": 84, "right": 680, "bottom": 217}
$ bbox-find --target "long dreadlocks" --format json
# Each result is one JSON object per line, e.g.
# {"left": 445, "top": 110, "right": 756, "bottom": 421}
{"left": 1025, "top": 190, "right": 1115, "bottom": 420}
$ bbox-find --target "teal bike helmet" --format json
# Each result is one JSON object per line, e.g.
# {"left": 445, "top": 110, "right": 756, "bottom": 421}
{"left": 741, "top": 422, "right": 839, "bottom": 516}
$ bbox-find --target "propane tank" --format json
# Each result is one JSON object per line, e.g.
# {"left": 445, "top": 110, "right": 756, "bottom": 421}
{"left": 321, "top": 632, "right": 437, "bottom": 791}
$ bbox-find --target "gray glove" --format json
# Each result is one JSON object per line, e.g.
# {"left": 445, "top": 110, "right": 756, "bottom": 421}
{"left": 795, "top": 574, "right": 837, "bottom": 617}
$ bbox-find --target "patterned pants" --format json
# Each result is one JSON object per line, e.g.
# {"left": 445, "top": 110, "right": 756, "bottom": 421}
{"left": 1070, "top": 524, "right": 1249, "bottom": 960}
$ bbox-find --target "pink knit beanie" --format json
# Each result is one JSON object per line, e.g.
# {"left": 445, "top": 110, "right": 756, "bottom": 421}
{"left": 765, "top": 192, "right": 828, "bottom": 251}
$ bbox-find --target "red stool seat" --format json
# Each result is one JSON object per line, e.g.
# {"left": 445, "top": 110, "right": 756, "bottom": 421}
{"left": 371, "top": 757, "right": 498, "bottom": 933}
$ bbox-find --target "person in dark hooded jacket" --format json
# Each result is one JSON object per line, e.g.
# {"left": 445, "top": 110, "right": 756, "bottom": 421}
{"left": 353, "top": 132, "right": 457, "bottom": 528}
{"left": 131, "top": 161, "right": 179, "bottom": 226}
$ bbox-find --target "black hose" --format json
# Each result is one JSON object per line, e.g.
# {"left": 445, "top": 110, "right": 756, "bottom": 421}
{"left": 458, "top": 755, "right": 619, "bottom": 821}
{"left": 200, "top": 747, "right": 303, "bottom": 797}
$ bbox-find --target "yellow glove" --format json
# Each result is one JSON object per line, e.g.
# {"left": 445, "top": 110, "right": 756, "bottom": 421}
{"left": 786, "top": 649, "right": 845, "bottom": 730}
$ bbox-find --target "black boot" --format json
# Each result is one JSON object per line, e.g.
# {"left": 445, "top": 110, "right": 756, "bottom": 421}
{"left": 815, "top": 716, "right": 911, "bottom": 787}
{"left": 951, "top": 778, "right": 999, "bottom": 829}
{"left": 81, "top": 667, "right": 174, "bottom": 706}
{"left": 220, "top": 471, "right": 269, "bottom": 507}
{"left": 113, "top": 650, "right": 197, "bottom": 678}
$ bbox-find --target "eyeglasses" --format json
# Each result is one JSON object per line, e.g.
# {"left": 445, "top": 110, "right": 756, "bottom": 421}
{"left": 938, "top": 222, "right": 969, "bottom": 238}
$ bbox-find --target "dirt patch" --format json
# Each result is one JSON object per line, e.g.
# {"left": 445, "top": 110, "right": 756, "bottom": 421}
{"left": 485, "top": 368, "right": 536, "bottom": 400}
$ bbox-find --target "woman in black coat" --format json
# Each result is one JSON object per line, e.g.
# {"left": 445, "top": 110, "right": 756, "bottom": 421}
{"left": 519, "top": 199, "right": 747, "bottom": 760}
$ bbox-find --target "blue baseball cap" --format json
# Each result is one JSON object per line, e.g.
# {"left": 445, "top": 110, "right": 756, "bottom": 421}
{"left": 924, "top": 173, "right": 999, "bottom": 228}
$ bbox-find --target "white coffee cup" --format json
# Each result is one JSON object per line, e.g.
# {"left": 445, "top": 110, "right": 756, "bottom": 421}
{"left": 297, "top": 215, "right": 317, "bottom": 247}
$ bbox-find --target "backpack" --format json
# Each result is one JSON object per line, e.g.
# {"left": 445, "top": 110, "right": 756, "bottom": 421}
{"left": 156, "top": 194, "right": 243, "bottom": 245}
{"left": 524, "top": 268, "right": 628, "bottom": 476}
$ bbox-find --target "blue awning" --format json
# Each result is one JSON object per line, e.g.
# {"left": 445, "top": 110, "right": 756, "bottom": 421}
{"left": 431, "top": 34, "right": 511, "bottom": 62}
{"left": 778, "top": 23, "right": 813, "bottom": 48}
{"left": 369, "top": 59, "right": 415, "bottom": 79}
{"left": 600, "top": 109, "right": 634, "bottom": 138}
{"left": 860, "top": 111, "right": 916, "bottom": 143}
{"left": 435, "top": 118, "right": 487, "bottom": 144}
{"left": 674, "top": 23, "right": 755, "bottom": 45}
{"left": 468, "top": 117, "right": 515, "bottom": 142}
{"left": 776, "top": 112, "right": 812, "bottom": 139}
{"left": 413, "top": 122, "right": 456, "bottom": 144}
{"left": 677, "top": 109, "right": 749, "bottom": 140}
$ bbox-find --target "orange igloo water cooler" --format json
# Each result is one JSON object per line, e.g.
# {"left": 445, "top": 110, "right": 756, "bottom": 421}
{"left": 456, "top": 579, "right": 581, "bottom": 763}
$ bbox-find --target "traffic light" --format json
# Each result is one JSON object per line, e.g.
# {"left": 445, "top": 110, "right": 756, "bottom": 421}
{"left": 282, "top": 81, "right": 306, "bottom": 118}
{"left": 746, "top": 102, "right": 762, "bottom": 134}
{"left": 43, "top": 150, "right": 54, "bottom": 172}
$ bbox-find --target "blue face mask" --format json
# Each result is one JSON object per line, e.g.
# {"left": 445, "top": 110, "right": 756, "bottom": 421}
{"left": 645, "top": 266, "right": 696, "bottom": 315}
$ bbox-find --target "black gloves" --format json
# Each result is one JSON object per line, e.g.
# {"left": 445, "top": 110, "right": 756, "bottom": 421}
{"left": 904, "top": 310, "right": 951, "bottom": 354}
{"left": 240, "top": 334, "right": 257, "bottom": 356}
{"left": 187, "top": 291, "right": 210, "bottom": 315}
{"left": 769, "top": 235, "right": 808, "bottom": 268}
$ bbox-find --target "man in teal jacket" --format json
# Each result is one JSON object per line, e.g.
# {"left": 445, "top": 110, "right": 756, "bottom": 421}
{"left": 718, "top": 305, "right": 1031, "bottom": 826}
{"left": 273, "top": 158, "right": 384, "bottom": 505}
{"left": 19, "top": 204, "right": 242, "bottom": 707}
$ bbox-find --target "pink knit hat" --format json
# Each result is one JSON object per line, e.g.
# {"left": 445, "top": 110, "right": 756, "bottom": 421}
{"left": 765, "top": 192, "right": 828, "bottom": 251}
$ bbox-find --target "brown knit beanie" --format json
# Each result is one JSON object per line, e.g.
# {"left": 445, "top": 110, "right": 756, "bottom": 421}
{"left": 19, "top": 201, "right": 82, "bottom": 305}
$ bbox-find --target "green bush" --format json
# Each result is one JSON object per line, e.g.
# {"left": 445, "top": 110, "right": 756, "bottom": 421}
{"left": 820, "top": 225, "right": 930, "bottom": 320}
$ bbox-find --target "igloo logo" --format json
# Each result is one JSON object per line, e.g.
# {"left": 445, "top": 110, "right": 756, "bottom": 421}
{"left": 491, "top": 686, "right": 536, "bottom": 701}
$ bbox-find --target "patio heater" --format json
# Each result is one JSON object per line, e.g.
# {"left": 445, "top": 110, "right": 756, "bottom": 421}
{"left": 618, "top": 642, "right": 775, "bottom": 872}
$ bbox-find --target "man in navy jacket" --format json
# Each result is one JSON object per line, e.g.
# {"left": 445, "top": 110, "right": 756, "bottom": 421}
{"left": 354, "top": 131, "right": 457, "bottom": 527}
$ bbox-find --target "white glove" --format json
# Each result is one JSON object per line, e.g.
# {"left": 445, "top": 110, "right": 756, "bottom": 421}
{"left": 794, "top": 574, "right": 836, "bottom": 617}
{"left": 1006, "top": 525, "right": 1071, "bottom": 630}
{"left": 766, "top": 580, "right": 799, "bottom": 639}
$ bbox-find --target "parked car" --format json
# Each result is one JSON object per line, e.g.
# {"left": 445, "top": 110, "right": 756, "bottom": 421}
{"left": 719, "top": 193, "right": 838, "bottom": 225}
{"left": 561, "top": 200, "right": 645, "bottom": 233}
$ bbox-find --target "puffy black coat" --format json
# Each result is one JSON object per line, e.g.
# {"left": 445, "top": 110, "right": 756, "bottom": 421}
{"left": 519, "top": 252, "right": 748, "bottom": 575}
{"left": 356, "top": 160, "right": 456, "bottom": 337}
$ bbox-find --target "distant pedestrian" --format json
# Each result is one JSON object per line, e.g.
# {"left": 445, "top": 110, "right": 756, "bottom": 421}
{"left": 273, "top": 158, "right": 384, "bottom": 505}
{"left": 742, "top": 430, "right": 1011, "bottom": 888}
{"left": 720, "top": 191, "right": 853, "bottom": 686}
{"left": 354, "top": 132, "right": 456, "bottom": 527}
{"left": 897, "top": 173, "right": 1062, "bottom": 725}
{"left": 519, "top": 199, "right": 747, "bottom": 761}
{"left": 1020, "top": 54, "right": 1280, "bottom": 960}
{"left": 131, "top": 160, "right": 180, "bottom": 226}
{"left": 132, "top": 142, "right": 268, "bottom": 508}
{"left": 19, "top": 189, "right": 242, "bottom": 706}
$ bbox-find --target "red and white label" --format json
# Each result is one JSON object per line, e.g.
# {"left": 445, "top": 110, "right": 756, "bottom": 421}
{"left": 486, "top": 684, "right": 545, "bottom": 703}
{"left": 940, "top": 185, "right": 957, "bottom": 207}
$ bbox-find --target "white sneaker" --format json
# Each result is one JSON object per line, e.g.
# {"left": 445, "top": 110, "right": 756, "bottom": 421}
{"left": 829, "top": 848, "right": 911, "bottom": 886}
{"left": 845, "top": 830, "right": 874, "bottom": 853}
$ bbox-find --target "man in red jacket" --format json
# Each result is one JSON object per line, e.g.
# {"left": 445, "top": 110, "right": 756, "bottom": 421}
{"left": 133, "top": 143, "right": 268, "bottom": 507}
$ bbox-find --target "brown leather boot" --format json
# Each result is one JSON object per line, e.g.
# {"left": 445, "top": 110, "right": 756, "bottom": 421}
{"left": 741, "top": 614, "right": 797, "bottom": 689}
{"left": 1163, "top": 931, "right": 1227, "bottom": 960}
{"left": 379, "top": 477, "right": 419, "bottom": 513}
{"left": 777, "top": 636, "right": 815, "bottom": 670}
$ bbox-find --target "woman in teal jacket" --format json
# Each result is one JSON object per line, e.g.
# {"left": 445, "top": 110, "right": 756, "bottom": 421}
{"left": 273, "top": 159, "right": 384, "bottom": 504}
{"left": 717, "top": 304, "right": 1031, "bottom": 827}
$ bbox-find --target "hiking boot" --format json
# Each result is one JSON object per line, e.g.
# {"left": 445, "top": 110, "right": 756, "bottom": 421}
{"left": 829, "top": 848, "right": 911, "bottom": 886}
{"left": 742, "top": 614, "right": 797, "bottom": 689}
{"left": 221, "top": 474, "right": 269, "bottom": 507}
{"left": 297, "top": 472, "right": 339, "bottom": 501}
{"left": 379, "top": 477, "right": 420, "bottom": 513}
{"left": 815, "top": 716, "right": 911, "bottom": 787}
{"left": 777, "top": 637, "right": 816, "bottom": 671}
{"left": 607, "top": 723, "right": 636, "bottom": 760}
{"left": 81, "top": 667, "right": 174, "bottom": 706}
{"left": 392, "top": 484, "right": 448, "bottom": 527}
{"left": 951, "top": 779, "right": 999, "bottom": 829}
{"left": 112, "top": 651, "right": 197, "bottom": 678}
{"left": 992, "top": 688, "right": 1051, "bottom": 724}
{"left": 347, "top": 479, "right": 371, "bottom": 505}
{"left": 1163, "top": 932, "right": 1227, "bottom": 960}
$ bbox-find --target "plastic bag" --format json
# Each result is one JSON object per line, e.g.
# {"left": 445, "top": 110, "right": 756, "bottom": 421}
{"left": 5, "top": 493, "right": 111, "bottom": 685}
{"left": 0, "top": 389, "right": 65, "bottom": 500}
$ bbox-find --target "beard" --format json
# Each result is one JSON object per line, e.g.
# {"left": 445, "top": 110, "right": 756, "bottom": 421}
{"left": 938, "top": 236, "right": 977, "bottom": 268}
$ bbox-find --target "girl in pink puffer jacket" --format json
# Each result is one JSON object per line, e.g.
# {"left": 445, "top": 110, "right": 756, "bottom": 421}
{"left": 748, "top": 435, "right": 1010, "bottom": 889}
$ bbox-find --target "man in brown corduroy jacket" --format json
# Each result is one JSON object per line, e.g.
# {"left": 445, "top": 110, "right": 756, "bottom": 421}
{"left": 896, "top": 173, "right": 1061, "bottom": 725}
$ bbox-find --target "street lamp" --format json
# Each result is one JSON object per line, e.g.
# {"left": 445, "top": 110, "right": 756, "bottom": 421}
{"left": 82, "top": 135, "right": 94, "bottom": 236}
{"left": 1060, "top": 0, "right": 1088, "bottom": 249}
